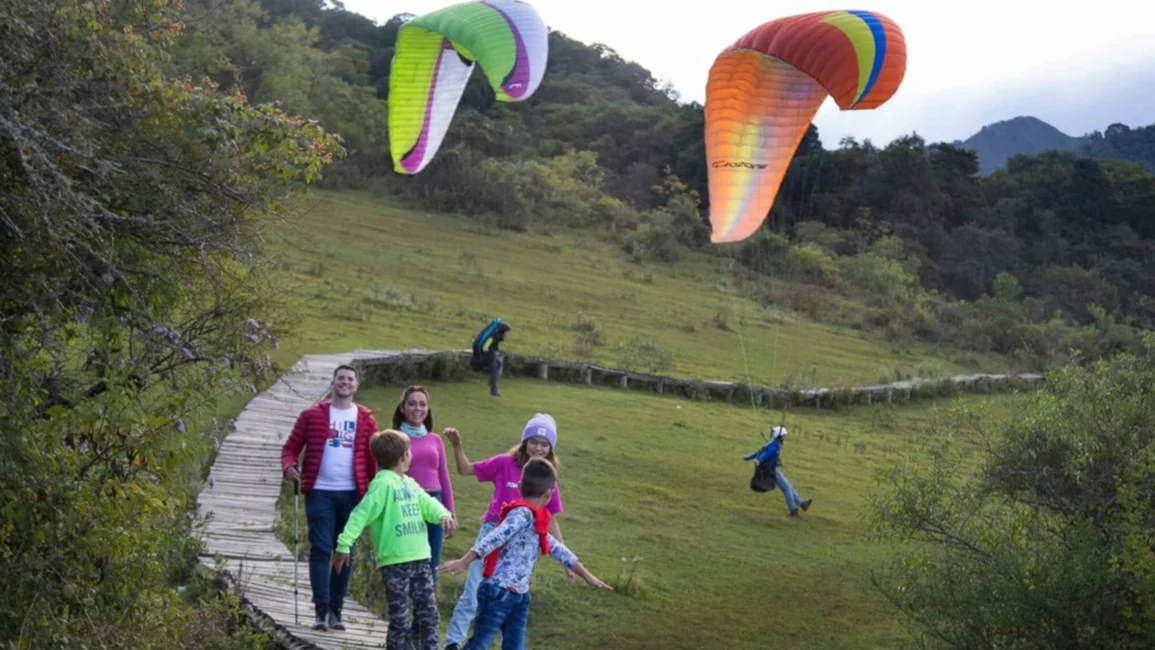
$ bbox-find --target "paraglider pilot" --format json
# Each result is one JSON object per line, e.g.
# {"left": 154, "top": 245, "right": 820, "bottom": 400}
{"left": 744, "top": 426, "right": 813, "bottom": 517}
{"left": 470, "top": 318, "right": 511, "bottom": 397}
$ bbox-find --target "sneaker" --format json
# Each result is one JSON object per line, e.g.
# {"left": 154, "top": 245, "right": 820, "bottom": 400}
{"left": 313, "top": 605, "right": 329, "bottom": 631}
{"left": 328, "top": 609, "right": 346, "bottom": 631}
{"left": 789, "top": 509, "right": 800, "bottom": 517}
{"left": 801, "top": 499, "right": 813, "bottom": 512}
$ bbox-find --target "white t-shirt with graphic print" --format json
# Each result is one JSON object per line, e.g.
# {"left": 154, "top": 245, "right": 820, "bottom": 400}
{"left": 314, "top": 405, "right": 358, "bottom": 491}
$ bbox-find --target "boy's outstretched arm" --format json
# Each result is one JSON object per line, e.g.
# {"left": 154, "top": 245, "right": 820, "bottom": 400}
{"left": 546, "top": 535, "right": 609, "bottom": 588}
{"left": 438, "top": 550, "right": 479, "bottom": 576}
{"left": 569, "top": 559, "right": 612, "bottom": 590}
{"left": 547, "top": 537, "right": 612, "bottom": 590}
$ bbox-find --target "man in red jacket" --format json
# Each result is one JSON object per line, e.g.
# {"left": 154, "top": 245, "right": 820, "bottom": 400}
{"left": 281, "top": 364, "right": 379, "bottom": 632}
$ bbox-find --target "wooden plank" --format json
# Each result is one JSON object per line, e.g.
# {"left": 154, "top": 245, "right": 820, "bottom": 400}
{"left": 200, "top": 505, "right": 279, "bottom": 517}
{"left": 209, "top": 455, "right": 283, "bottom": 466}
{"left": 203, "top": 546, "right": 286, "bottom": 560}
{"left": 237, "top": 409, "right": 304, "bottom": 421}
{"left": 200, "top": 517, "right": 277, "bottom": 526}
{"left": 205, "top": 470, "right": 281, "bottom": 482}
{"left": 199, "top": 503, "right": 280, "bottom": 516}
{"left": 200, "top": 494, "right": 280, "bottom": 507}
{"left": 200, "top": 515, "right": 277, "bottom": 527}
{"left": 201, "top": 533, "right": 282, "bottom": 546}
{"left": 200, "top": 518, "right": 275, "bottom": 529}
{"left": 206, "top": 464, "right": 282, "bottom": 476}
{"left": 221, "top": 430, "right": 291, "bottom": 442}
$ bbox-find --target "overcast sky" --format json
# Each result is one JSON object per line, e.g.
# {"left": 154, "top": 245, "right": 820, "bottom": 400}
{"left": 339, "top": 0, "right": 1155, "bottom": 147}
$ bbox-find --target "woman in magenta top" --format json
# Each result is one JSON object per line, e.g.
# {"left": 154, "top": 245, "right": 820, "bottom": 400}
{"left": 441, "top": 413, "right": 564, "bottom": 650}
{"left": 391, "top": 385, "right": 455, "bottom": 583}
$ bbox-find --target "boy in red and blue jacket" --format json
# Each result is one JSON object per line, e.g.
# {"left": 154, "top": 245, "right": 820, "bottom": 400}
{"left": 438, "top": 458, "right": 611, "bottom": 649}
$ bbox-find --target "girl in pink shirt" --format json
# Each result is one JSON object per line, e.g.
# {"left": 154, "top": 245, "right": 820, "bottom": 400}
{"left": 441, "top": 413, "right": 564, "bottom": 650}
{"left": 391, "top": 385, "right": 456, "bottom": 585}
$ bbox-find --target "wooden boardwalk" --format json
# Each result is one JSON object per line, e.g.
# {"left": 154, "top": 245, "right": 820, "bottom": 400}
{"left": 197, "top": 347, "right": 1044, "bottom": 649}
{"left": 197, "top": 350, "right": 415, "bottom": 650}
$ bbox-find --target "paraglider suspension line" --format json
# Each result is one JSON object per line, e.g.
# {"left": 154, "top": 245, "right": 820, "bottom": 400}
{"left": 726, "top": 255, "right": 767, "bottom": 441}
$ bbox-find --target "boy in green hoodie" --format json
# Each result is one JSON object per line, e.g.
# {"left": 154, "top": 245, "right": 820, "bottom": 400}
{"left": 332, "top": 429, "right": 457, "bottom": 650}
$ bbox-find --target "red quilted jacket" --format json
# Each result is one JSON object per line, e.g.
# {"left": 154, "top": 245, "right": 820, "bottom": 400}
{"left": 280, "top": 400, "right": 379, "bottom": 498}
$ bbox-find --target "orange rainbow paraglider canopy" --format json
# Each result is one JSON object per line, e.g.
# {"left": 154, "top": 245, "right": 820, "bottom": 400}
{"left": 705, "top": 10, "right": 907, "bottom": 243}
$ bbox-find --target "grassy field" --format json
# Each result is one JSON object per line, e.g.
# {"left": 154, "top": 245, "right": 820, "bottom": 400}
{"left": 263, "top": 190, "right": 1005, "bottom": 388}
{"left": 248, "top": 190, "right": 1028, "bottom": 648}
{"left": 275, "top": 377, "right": 1024, "bottom": 649}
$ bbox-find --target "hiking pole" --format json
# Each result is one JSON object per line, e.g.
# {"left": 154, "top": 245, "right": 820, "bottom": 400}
{"left": 293, "top": 475, "right": 300, "bottom": 626}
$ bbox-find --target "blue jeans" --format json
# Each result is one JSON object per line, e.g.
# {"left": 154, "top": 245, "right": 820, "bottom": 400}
{"left": 426, "top": 490, "right": 444, "bottom": 586}
{"left": 305, "top": 489, "right": 359, "bottom": 611}
{"left": 776, "top": 469, "right": 805, "bottom": 511}
{"left": 444, "top": 521, "right": 497, "bottom": 645}
{"left": 462, "top": 582, "right": 530, "bottom": 650}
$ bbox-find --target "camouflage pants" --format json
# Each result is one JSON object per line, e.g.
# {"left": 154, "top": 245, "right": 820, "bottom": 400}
{"left": 381, "top": 560, "right": 439, "bottom": 650}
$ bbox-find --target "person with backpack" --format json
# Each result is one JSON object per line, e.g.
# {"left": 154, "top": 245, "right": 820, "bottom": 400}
{"left": 470, "top": 317, "right": 511, "bottom": 397}
{"left": 744, "top": 426, "right": 813, "bottom": 517}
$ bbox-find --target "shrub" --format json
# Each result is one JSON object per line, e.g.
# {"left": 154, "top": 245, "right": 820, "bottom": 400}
{"left": 614, "top": 335, "right": 675, "bottom": 373}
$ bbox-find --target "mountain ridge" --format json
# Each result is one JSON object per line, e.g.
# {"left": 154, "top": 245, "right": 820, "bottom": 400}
{"left": 952, "top": 115, "right": 1090, "bottom": 174}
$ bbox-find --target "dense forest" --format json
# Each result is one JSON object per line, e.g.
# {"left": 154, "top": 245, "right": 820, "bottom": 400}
{"left": 165, "top": 0, "right": 1155, "bottom": 370}
{"left": 1080, "top": 122, "right": 1155, "bottom": 172}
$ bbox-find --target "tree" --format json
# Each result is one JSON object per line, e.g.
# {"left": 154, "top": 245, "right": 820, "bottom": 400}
{"left": 0, "top": 0, "right": 341, "bottom": 645}
{"left": 868, "top": 335, "right": 1155, "bottom": 649}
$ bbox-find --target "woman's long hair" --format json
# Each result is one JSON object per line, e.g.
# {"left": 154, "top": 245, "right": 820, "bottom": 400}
{"left": 508, "top": 439, "right": 559, "bottom": 470}
{"left": 392, "top": 385, "right": 433, "bottom": 430}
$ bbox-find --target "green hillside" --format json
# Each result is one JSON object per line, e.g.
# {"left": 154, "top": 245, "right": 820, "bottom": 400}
{"left": 266, "top": 191, "right": 995, "bottom": 388}
{"left": 265, "top": 190, "right": 1022, "bottom": 649}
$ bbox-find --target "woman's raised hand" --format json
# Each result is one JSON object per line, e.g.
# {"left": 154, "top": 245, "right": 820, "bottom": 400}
{"left": 443, "top": 427, "right": 462, "bottom": 446}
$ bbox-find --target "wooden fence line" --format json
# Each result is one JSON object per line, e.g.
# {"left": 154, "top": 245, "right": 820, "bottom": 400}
{"left": 354, "top": 349, "right": 1044, "bottom": 410}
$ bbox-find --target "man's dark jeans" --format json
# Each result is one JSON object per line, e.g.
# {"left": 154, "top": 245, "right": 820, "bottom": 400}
{"left": 305, "top": 489, "right": 359, "bottom": 612}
